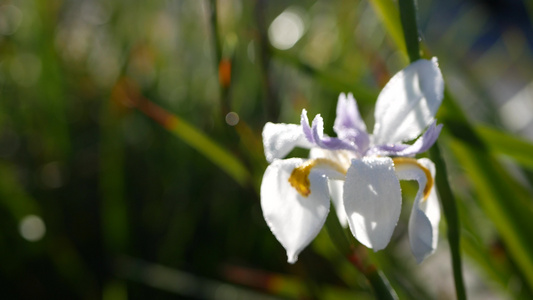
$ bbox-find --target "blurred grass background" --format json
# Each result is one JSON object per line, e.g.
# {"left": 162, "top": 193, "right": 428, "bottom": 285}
{"left": 1, "top": 0, "right": 533, "bottom": 299}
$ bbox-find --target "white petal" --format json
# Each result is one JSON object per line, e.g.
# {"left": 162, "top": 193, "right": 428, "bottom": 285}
{"left": 373, "top": 58, "right": 444, "bottom": 145}
{"left": 308, "top": 148, "right": 350, "bottom": 228}
{"left": 394, "top": 158, "right": 440, "bottom": 263}
{"left": 328, "top": 180, "right": 348, "bottom": 228}
{"left": 343, "top": 157, "right": 402, "bottom": 251}
{"left": 260, "top": 158, "right": 330, "bottom": 263}
{"left": 262, "top": 122, "right": 313, "bottom": 163}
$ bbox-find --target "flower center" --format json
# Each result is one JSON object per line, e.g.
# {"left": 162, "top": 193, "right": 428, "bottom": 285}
{"left": 392, "top": 157, "right": 434, "bottom": 201}
{"left": 288, "top": 158, "right": 347, "bottom": 197}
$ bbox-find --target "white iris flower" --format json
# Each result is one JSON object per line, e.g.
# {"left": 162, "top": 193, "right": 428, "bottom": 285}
{"left": 261, "top": 58, "right": 444, "bottom": 264}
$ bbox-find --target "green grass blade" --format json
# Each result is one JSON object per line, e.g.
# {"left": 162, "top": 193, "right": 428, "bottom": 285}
{"left": 476, "top": 125, "right": 533, "bottom": 170}
{"left": 113, "top": 80, "right": 251, "bottom": 186}
{"left": 449, "top": 139, "right": 533, "bottom": 289}
{"left": 165, "top": 115, "right": 250, "bottom": 186}
{"left": 457, "top": 194, "right": 533, "bottom": 299}
{"left": 398, "top": 0, "right": 421, "bottom": 62}
{"left": 438, "top": 90, "right": 533, "bottom": 291}
{"left": 368, "top": 0, "right": 408, "bottom": 60}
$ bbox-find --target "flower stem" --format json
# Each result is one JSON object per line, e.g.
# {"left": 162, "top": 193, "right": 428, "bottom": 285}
{"left": 325, "top": 211, "right": 398, "bottom": 300}
{"left": 429, "top": 143, "right": 467, "bottom": 300}
{"left": 254, "top": 0, "right": 280, "bottom": 121}
{"left": 397, "top": 0, "right": 467, "bottom": 299}
{"left": 207, "top": 0, "right": 232, "bottom": 117}
{"left": 398, "top": 0, "right": 421, "bottom": 62}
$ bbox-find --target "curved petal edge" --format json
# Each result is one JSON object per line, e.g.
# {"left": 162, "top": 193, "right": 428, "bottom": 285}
{"left": 260, "top": 158, "right": 330, "bottom": 263}
{"left": 262, "top": 122, "right": 312, "bottom": 163}
{"left": 394, "top": 158, "right": 441, "bottom": 263}
{"left": 373, "top": 58, "right": 444, "bottom": 145}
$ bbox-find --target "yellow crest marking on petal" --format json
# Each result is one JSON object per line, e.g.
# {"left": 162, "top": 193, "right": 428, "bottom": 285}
{"left": 288, "top": 158, "right": 347, "bottom": 197}
{"left": 288, "top": 162, "right": 313, "bottom": 197}
{"left": 392, "top": 157, "right": 434, "bottom": 201}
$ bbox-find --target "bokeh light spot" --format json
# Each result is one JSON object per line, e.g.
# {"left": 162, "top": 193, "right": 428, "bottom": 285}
{"left": 268, "top": 9, "right": 305, "bottom": 50}
{"left": 225, "top": 112, "right": 239, "bottom": 126}
{"left": 19, "top": 215, "right": 46, "bottom": 242}
{"left": 0, "top": 4, "right": 23, "bottom": 36}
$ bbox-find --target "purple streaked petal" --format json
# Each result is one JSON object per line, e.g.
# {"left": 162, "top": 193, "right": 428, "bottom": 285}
{"left": 369, "top": 122, "right": 443, "bottom": 157}
{"left": 300, "top": 109, "right": 315, "bottom": 144}
{"left": 342, "top": 130, "right": 370, "bottom": 154}
{"left": 334, "top": 93, "right": 367, "bottom": 136}
{"left": 312, "top": 114, "right": 357, "bottom": 151}
{"left": 333, "top": 93, "right": 370, "bottom": 152}
{"left": 367, "top": 144, "right": 410, "bottom": 156}
{"left": 354, "top": 133, "right": 370, "bottom": 151}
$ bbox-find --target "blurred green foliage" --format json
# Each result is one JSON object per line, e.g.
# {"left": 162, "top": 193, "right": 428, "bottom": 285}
{"left": 1, "top": 0, "right": 533, "bottom": 299}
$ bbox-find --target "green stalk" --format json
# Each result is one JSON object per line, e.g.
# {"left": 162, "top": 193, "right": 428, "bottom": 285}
{"left": 207, "top": 0, "right": 231, "bottom": 116}
{"left": 398, "top": 0, "right": 421, "bottom": 62}
{"left": 100, "top": 100, "right": 129, "bottom": 253}
{"left": 429, "top": 144, "right": 467, "bottom": 300}
{"left": 397, "top": 0, "right": 466, "bottom": 299}
{"left": 325, "top": 211, "right": 398, "bottom": 300}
